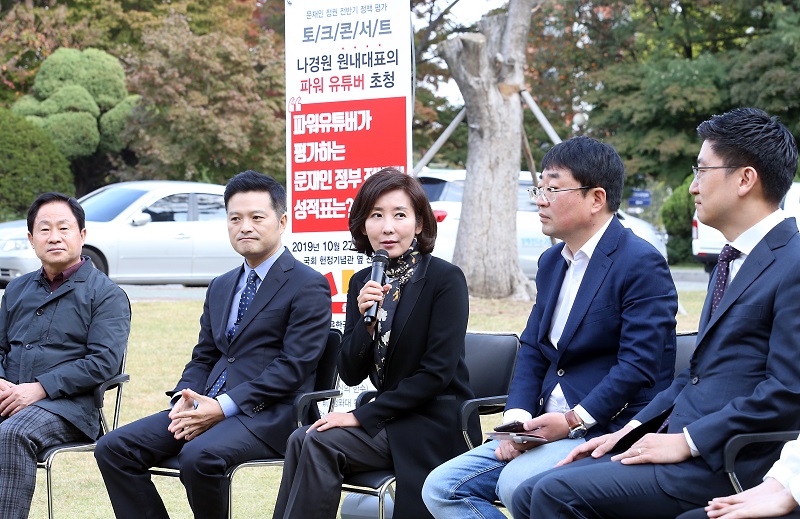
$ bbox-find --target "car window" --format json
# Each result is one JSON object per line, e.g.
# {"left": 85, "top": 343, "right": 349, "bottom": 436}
{"left": 419, "top": 178, "right": 446, "bottom": 202}
{"left": 439, "top": 180, "right": 465, "bottom": 202}
{"left": 80, "top": 187, "right": 148, "bottom": 222}
{"left": 143, "top": 194, "right": 190, "bottom": 222}
{"left": 196, "top": 194, "right": 227, "bottom": 221}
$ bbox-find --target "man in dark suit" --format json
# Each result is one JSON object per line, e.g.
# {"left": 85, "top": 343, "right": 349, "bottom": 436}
{"left": 0, "top": 192, "right": 131, "bottom": 519}
{"left": 510, "top": 108, "right": 800, "bottom": 519}
{"left": 94, "top": 171, "right": 332, "bottom": 519}
{"left": 422, "top": 136, "right": 678, "bottom": 518}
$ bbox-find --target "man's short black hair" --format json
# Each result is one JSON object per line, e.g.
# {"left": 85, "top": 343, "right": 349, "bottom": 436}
{"left": 27, "top": 192, "right": 85, "bottom": 234}
{"left": 540, "top": 136, "right": 625, "bottom": 213}
{"left": 697, "top": 107, "right": 798, "bottom": 205}
{"left": 224, "top": 170, "right": 287, "bottom": 215}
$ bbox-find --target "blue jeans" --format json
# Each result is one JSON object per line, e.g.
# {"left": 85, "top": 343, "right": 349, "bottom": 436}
{"left": 422, "top": 438, "right": 584, "bottom": 519}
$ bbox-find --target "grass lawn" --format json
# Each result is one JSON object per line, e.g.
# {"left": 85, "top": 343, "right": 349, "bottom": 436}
{"left": 28, "top": 290, "right": 706, "bottom": 518}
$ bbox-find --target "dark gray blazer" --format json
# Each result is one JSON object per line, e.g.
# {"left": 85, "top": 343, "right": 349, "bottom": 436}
{"left": 0, "top": 259, "right": 131, "bottom": 439}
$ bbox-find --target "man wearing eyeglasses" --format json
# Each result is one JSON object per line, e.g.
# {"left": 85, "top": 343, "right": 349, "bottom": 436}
{"left": 511, "top": 108, "right": 800, "bottom": 519}
{"left": 423, "top": 136, "right": 678, "bottom": 518}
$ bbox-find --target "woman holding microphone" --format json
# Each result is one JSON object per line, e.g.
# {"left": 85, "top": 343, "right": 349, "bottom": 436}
{"left": 273, "top": 167, "right": 479, "bottom": 519}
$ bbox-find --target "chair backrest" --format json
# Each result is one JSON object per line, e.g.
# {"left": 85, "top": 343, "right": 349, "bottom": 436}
{"left": 464, "top": 332, "right": 520, "bottom": 408}
{"left": 674, "top": 331, "right": 697, "bottom": 377}
{"left": 303, "top": 328, "right": 343, "bottom": 423}
{"left": 317, "top": 328, "right": 343, "bottom": 391}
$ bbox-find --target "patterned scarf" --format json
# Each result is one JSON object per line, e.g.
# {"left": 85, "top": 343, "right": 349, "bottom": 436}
{"left": 373, "top": 239, "right": 420, "bottom": 387}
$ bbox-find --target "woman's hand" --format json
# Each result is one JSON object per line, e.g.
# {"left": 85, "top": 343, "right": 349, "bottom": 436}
{"left": 357, "top": 280, "right": 390, "bottom": 331}
{"left": 308, "top": 412, "right": 361, "bottom": 433}
{"left": 705, "top": 478, "right": 798, "bottom": 518}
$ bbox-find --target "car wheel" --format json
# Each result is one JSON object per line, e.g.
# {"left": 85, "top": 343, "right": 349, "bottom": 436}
{"left": 82, "top": 248, "right": 108, "bottom": 274}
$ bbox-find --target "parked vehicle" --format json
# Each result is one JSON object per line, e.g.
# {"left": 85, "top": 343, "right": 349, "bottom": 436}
{"left": 0, "top": 181, "right": 241, "bottom": 286}
{"left": 692, "top": 181, "right": 800, "bottom": 272}
{"left": 417, "top": 169, "right": 668, "bottom": 278}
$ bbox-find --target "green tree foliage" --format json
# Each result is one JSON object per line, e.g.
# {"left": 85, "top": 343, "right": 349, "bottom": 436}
{"left": 38, "top": 112, "right": 100, "bottom": 160}
{"left": 32, "top": 48, "right": 127, "bottom": 110}
{"left": 0, "top": 109, "right": 73, "bottom": 222}
{"left": 63, "top": 0, "right": 257, "bottom": 51}
{"left": 100, "top": 94, "right": 141, "bottom": 154}
{"left": 0, "top": 4, "right": 101, "bottom": 104}
{"left": 587, "top": 54, "right": 730, "bottom": 187}
{"left": 121, "top": 16, "right": 285, "bottom": 184}
{"left": 41, "top": 85, "right": 101, "bottom": 117}
{"left": 661, "top": 174, "right": 695, "bottom": 264}
{"left": 10, "top": 47, "right": 137, "bottom": 195}
{"left": 520, "top": 0, "right": 800, "bottom": 253}
{"left": 728, "top": 3, "right": 800, "bottom": 137}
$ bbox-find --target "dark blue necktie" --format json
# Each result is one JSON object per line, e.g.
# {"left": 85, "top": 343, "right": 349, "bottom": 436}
{"left": 226, "top": 269, "right": 259, "bottom": 342}
{"left": 211, "top": 270, "right": 258, "bottom": 398}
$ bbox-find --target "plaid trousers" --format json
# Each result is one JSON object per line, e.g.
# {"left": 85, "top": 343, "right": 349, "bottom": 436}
{"left": 0, "top": 405, "right": 85, "bottom": 519}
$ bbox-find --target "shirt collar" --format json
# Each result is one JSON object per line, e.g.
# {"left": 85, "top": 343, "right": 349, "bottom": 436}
{"left": 244, "top": 245, "right": 285, "bottom": 282}
{"left": 730, "top": 209, "right": 786, "bottom": 256}
{"left": 40, "top": 257, "right": 87, "bottom": 292}
{"left": 561, "top": 215, "right": 614, "bottom": 265}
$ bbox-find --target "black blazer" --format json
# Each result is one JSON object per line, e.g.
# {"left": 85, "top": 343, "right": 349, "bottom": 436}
{"left": 339, "top": 254, "right": 480, "bottom": 519}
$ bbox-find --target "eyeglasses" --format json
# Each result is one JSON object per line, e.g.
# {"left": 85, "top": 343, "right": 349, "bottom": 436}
{"left": 527, "top": 186, "right": 591, "bottom": 203}
{"left": 691, "top": 165, "right": 744, "bottom": 180}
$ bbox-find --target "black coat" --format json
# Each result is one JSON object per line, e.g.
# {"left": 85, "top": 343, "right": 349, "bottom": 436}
{"left": 339, "top": 254, "right": 481, "bottom": 519}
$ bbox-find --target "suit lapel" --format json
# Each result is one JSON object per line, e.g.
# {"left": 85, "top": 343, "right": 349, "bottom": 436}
{"left": 538, "top": 256, "right": 568, "bottom": 344}
{"left": 556, "top": 219, "right": 620, "bottom": 350}
{"left": 697, "top": 268, "right": 716, "bottom": 333}
{"left": 212, "top": 267, "right": 242, "bottom": 354}
{"left": 387, "top": 255, "right": 429, "bottom": 355}
{"left": 557, "top": 252, "right": 612, "bottom": 349}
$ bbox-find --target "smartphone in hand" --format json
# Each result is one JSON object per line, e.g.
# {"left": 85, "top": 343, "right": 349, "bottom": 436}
{"left": 494, "top": 420, "right": 526, "bottom": 433}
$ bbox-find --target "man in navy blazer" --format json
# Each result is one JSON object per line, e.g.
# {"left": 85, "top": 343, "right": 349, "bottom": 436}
{"left": 423, "top": 136, "right": 678, "bottom": 518}
{"left": 95, "top": 171, "right": 332, "bottom": 519}
{"left": 511, "top": 108, "right": 800, "bottom": 519}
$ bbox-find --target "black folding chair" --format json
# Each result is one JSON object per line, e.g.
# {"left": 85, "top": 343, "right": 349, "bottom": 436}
{"left": 36, "top": 351, "right": 130, "bottom": 519}
{"left": 724, "top": 430, "right": 800, "bottom": 493}
{"left": 340, "top": 332, "right": 521, "bottom": 519}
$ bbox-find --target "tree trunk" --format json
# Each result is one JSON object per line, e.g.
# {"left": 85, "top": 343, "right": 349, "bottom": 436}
{"left": 439, "top": 0, "right": 540, "bottom": 300}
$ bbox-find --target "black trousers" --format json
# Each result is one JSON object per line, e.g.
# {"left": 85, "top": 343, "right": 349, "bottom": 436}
{"left": 273, "top": 424, "right": 392, "bottom": 519}
{"left": 94, "top": 410, "right": 279, "bottom": 519}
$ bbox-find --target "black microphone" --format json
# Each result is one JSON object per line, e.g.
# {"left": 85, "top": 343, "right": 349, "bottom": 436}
{"left": 364, "top": 249, "right": 389, "bottom": 326}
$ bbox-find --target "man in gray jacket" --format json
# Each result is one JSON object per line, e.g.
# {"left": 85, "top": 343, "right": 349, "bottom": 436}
{"left": 0, "top": 192, "right": 131, "bottom": 519}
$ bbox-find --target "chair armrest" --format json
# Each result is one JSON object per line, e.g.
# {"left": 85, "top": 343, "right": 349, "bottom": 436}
{"left": 94, "top": 374, "right": 130, "bottom": 408}
{"left": 724, "top": 431, "right": 800, "bottom": 474}
{"left": 294, "top": 389, "right": 343, "bottom": 426}
{"left": 460, "top": 395, "right": 508, "bottom": 432}
{"left": 356, "top": 390, "right": 378, "bottom": 408}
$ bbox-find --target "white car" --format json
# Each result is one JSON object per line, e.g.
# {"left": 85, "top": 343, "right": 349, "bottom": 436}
{"left": 417, "top": 169, "right": 668, "bottom": 278}
{"left": 692, "top": 181, "right": 800, "bottom": 272}
{"left": 0, "top": 181, "right": 242, "bottom": 286}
